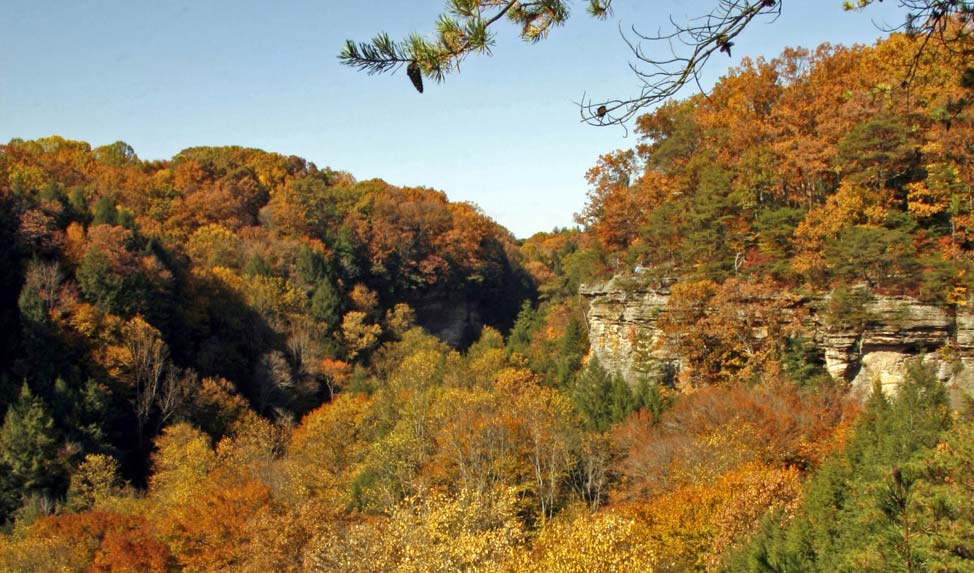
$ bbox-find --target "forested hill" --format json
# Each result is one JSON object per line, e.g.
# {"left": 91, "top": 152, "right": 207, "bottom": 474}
{"left": 0, "top": 138, "right": 533, "bottom": 489}
{"left": 569, "top": 33, "right": 974, "bottom": 301}
{"left": 509, "top": 29, "right": 974, "bottom": 390}
{"left": 2, "top": 28, "right": 974, "bottom": 573}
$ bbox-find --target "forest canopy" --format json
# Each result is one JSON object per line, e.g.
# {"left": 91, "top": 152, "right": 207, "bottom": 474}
{"left": 1, "top": 22, "right": 974, "bottom": 573}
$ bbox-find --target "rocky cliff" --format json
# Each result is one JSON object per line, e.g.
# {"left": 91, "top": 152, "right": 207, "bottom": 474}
{"left": 580, "top": 276, "right": 677, "bottom": 385}
{"left": 581, "top": 275, "right": 974, "bottom": 402}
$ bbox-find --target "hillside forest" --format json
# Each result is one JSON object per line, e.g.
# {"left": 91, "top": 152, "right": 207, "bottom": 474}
{"left": 1, "top": 28, "right": 974, "bottom": 572}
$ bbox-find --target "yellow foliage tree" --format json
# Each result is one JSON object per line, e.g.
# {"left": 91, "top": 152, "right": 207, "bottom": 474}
{"left": 149, "top": 423, "right": 216, "bottom": 510}
{"left": 185, "top": 223, "right": 239, "bottom": 269}
{"left": 510, "top": 507, "right": 657, "bottom": 573}
{"left": 342, "top": 310, "right": 382, "bottom": 361}
{"left": 287, "top": 392, "right": 376, "bottom": 500}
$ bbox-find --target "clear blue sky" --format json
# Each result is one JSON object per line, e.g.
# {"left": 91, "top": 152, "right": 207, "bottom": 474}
{"left": 0, "top": 1, "right": 909, "bottom": 238}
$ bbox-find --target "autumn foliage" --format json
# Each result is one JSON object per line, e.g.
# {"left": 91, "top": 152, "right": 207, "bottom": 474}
{"left": 1, "top": 26, "right": 974, "bottom": 573}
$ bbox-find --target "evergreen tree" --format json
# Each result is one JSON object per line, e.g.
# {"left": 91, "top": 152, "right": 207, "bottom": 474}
{"left": 0, "top": 459, "right": 19, "bottom": 526}
{"left": 244, "top": 253, "right": 272, "bottom": 277}
{"left": 608, "top": 373, "right": 635, "bottom": 426}
{"left": 824, "top": 224, "right": 919, "bottom": 290}
{"left": 781, "top": 336, "right": 831, "bottom": 390}
{"left": 295, "top": 245, "right": 331, "bottom": 285}
{"left": 633, "top": 376, "right": 668, "bottom": 423}
{"left": 571, "top": 356, "right": 636, "bottom": 432}
{"left": 76, "top": 245, "right": 150, "bottom": 317}
{"left": 0, "top": 385, "right": 64, "bottom": 496}
{"left": 907, "top": 421, "right": 974, "bottom": 571}
{"left": 310, "top": 279, "right": 343, "bottom": 333}
{"left": 51, "top": 377, "right": 111, "bottom": 453}
{"left": 91, "top": 196, "right": 118, "bottom": 226}
{"left": 117, "top": 206, "right": 136, "bottom": 230}
{"left": 506, "top": 300, "right": 537, "bottom": 356}
{"left": 555, "top": 315, "right": 588, "bottom": 388}
{"left": 68, "top": 188, "right": 89, "bottom": 223}
{"left": 731, "top": 361, "right": 952, "bottom": 573}
{"left": 572, "top": 356, "right": 613, "bottom": 432}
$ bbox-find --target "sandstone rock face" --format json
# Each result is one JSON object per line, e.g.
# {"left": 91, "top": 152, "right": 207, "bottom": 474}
{"left": 582, "top": 275, "right": 974, "bottom": 396}
{"left": 818, "top": 295, "right": 954, "bottom": 394}
{"left": 580, "top": 276, "right": 678, "bottom": 384}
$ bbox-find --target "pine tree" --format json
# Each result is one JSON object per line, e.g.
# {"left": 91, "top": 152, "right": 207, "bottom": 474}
{"left": 555, "top": 315, "right": 588, "bottom": 388}
{"left": 296, "top": 245, "right": 331, "bottom": 286}
{"left": 608, "top": 373, "right": 635, "bottom": 425}
{"left": 731, "top": 361, "right": 952, "bottom": 572}
{"left": 0, "top": 384, "right": 64, "bottom": 495}
{"left": 244, "top": 253, "right": 272, "bottom": 277}
{"left": 91, "top": 196, "right": 118, "bottom": 226}
{"left": 572, "top": 356, "right": 614, "bottom": 432}
{"left": 310, "top": 279, "right": 343, "bottom": 333}
{"left": 633, "top": 376, "right": 668, "bottom": 423}
{"left": 506, "top": 300, "right": 537, "bottom": 356}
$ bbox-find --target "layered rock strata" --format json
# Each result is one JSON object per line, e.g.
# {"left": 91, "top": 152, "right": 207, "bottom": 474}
{"left": 581, "top": 275, "right": 974, "bottom": 401}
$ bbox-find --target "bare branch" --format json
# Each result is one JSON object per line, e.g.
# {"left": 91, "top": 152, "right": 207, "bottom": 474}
{"left": 341, "top": 1, "right": 974, "bottom": 125}
{"left": 580, "top": 0, "right": 781, "bottom": 127}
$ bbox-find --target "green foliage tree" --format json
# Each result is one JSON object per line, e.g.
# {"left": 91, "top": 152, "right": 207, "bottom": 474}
{"left": 731, "top": 361, "right": 952, "bottom": 573}
{"left": 824, "top": 224, "right": 919, "bottom": 288}
{"left": 67, "top": 188, "right": 89, "bottom": 222}
{"left": 0, "top": 384, "right": 64, "bottom": 498}
{"left": 296, "top": 245, "right": 331, "bottom": 285}
{"left": 632, "top": 375, "right": 669, "bottom": 422}
{"left": 572, "top": 356, "right": 634, "bottom": 432}
{"left": 0, "top": 460, "right": 19, "bottom": 526}
{"left": 76, "top": 227, "right": 160, "bottom": 318}
{"left": 117, "top": 206, "right": 136, "bottom": 230}
{"left": 781, "top": 336, "right": 832, "bottom": 390}
{"left": 244, "top": 253, "right": 273, "bottom": 277}
{"left": 555, "top": 314, "right": 588, "bottom": 388}
{"left": 907, "top": 420, "right": 974, "bottom": 571}
{"left": 51, "top": 377, "right": 110, "bottom": 454}
{"left": 506, "top": 300, "right": 539, "bottom": 357}
{"left": 571, "top": 356, "right": 612, "bottom": 431}
{"left": 310, "top": 279, "right": 343, "bottom": 333}
{"left": 836, "top": 112, "right": 918, "bottom": 190}
{"left": 92, "top": 140, "right": 137, "bottom": 167}
{"left": 91, "top": 196, "right": 118, "bottom": 227}
{"left": 76, "top": 248, "right": 126, "bottom": 313}
{"left": 824, "top": 285, "right": 876, "bottom": 331}
{"left": 753, "top": 207, "right": 804, "bottom": 280}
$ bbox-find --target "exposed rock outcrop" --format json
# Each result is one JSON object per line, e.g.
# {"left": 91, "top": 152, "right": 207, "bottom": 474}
{"left": 816, "top": 295, "right": 956, "bottom": 394}
{"left": 580, "top": 276, "right": 678, "bottom": 384}
{"left": 582, "top": 275, "right": 974, "bottom": 400}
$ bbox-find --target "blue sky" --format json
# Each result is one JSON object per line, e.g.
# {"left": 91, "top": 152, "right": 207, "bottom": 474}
{"left": 1, "top": 1, "right": 910, "bottom": 238}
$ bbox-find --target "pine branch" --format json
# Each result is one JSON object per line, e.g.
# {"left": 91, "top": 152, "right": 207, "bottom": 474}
{"left": 339, "top": 1, "right": 536, "bottom": 88}
{"left": 339, "top": 33, "right": 411, "bottom": 75}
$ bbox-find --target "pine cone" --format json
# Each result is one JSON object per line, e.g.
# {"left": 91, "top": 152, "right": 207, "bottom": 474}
{"left": 407, "top": 61, "right": 424, "bottom": 94}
